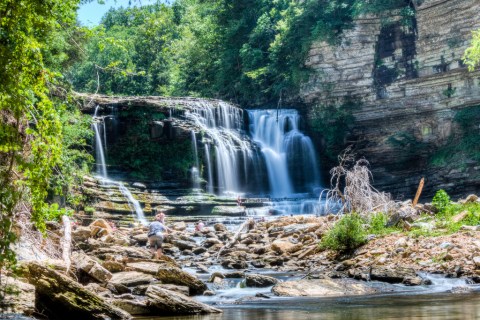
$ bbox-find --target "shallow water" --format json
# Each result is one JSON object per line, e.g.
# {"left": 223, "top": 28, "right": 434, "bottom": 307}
{"left": 138, "top": 292, "right": 480, "bottom": 320}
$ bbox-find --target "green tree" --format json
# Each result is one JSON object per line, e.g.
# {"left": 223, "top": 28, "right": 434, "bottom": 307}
{"left": 464, "top": 29, "right": 480, "bottom": 71}
{"left": 0, "top": 0, "right": 80, "bottom": 274}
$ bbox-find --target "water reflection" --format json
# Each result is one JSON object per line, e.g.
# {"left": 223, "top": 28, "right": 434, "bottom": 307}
{"left": 138, "top": 292, "right": 480, "bottom": 320}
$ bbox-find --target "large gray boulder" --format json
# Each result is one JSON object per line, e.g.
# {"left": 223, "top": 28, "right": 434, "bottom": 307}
{"left": 272, "top": 279, "right": 377, "bottom": 297}
{"left": 1, "top": 276, "right": 35, "bottom": 316}
{"left": 110, "top": 271, "right": 154, "bottom": 287}
{"left": 245, "top": 274, "right": 280, "bottom": 287}
{"left": 20, "top": 261, "right": 131, "bottom": 319}
{"left": 146, "top": 285, "right": 222, "bottom": 315}
{"left": 156, "top": 267, "right": 207, "bottom": 295}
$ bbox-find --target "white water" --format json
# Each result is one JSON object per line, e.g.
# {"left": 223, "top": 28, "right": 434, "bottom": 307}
{"left": 205, "top": 144, "right": 214, "bottom": 194}
{"left": 185, "top": 101, "right": 259, "bottom": 194}
{"left": 93, "top": 106, "right": 107, "bottom": 178}
{"left": 248, "top": 109, "right": 320, "bottom": 197}
{"left": 92, "top": 106, "right": 147, "bottom": 225}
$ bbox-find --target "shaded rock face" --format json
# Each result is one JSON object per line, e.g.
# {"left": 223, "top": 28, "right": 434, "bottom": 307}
{"left": 302, "top": 0, "right": 480, "bottom": 198}
{"left": 20, "top": 261, "right": 131, "bottom": 320}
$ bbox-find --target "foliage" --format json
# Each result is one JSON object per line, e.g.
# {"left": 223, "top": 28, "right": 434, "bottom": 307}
{"left": 366, "top": 212, "right": 399, "bottom": 236}
{"left": 108, "top": 108, "right": 193, "bottom": 180}
{"left": 320, "top": 213, "right": 366, "bottom": 252}
{"left": 70, "top": 0, "right": 413, "bottom": 105}
{"left": 0, "top": 0, "right": 81, "bottom": 277}
{"left": 430, "top": 105, "right": 480, "bottom": 166}
{"left": 464, "top": 29, "right": 480, "bottom": 71}
{"left": 432, "top": 189, "right": 451, "bottom": 213}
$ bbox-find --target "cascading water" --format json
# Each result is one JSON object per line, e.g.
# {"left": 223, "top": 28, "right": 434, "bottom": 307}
{"left": 185, "top": 101, "right": 263, "bottom": 194}
{"left": 205, "top": 144, "right": 214, "bottom": 194}
{"left": 92, "top": 105, "right": 147, "bottom": 225}
{"left": 93, "top": 106, "right": 107, "bottom": 178}
{"left": 248, "top": 109, "right": 320, "bottom": 197}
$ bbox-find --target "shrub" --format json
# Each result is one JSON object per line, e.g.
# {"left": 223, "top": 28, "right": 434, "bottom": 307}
{"left": 84, "top": 206, "right": 95, "bottom": 215}
{"left": 320, "top": 213, "right": 366, "bottom": 252}
{"left": 432, "top": 189, "right": 450, "bottom": 213}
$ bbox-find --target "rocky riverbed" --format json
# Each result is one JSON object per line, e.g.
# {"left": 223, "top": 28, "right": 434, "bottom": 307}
{"left": 4, "top": 193, "right": 480, "bottom": 319}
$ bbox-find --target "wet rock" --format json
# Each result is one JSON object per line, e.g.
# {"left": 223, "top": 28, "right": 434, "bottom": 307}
{"left": 112, "top": 299, "right": 150, "bottom": 315}
{"left": 172, "top": 222, "right": 187, "bottom": 231}
{"left": 172, "top": 239, "right": 196, "bottom": 251}
{"left": 245, "top": 274, "right": 280, "bottom": 287}
{"left": 1, "top": 276, "right": 35, "bottom": 316}
{"left": 203, "top": 238, "right": 223, "bottom": 247}
{"left": 156, "top": 267, "right": 207, "bottom": 295}
{"left": 255, "top": 292, "right": 271, "bottom": 299}
{"left": 145, "top": 285, "right": 222, "bottom": 314}
{"left": 107, "top": 282, "right": 131, "bottom": 295}
{"left": 132, "top": 182, "right": 147, "bottom": 189}
{"left": 211, "top": 206, "right": 245, "bottom": 216}
{"left": 203, "top": 290, "right": 215, "bottom": 296}
{"left": 214, "top": 223, "right": 227, "bottom": 232}
{"left": 224, "top": 271, "right": 245, "bottom": 278}
{"left": 208, "top": 272, "right": 225, "bottom": 283}
{"left": 272, "top": 278, "right": 376, "bottom": 297}
{"left": 193, "top": 247, "right": 207, "bottom": 255}
{"left": 110, "top": 271, "right": 154, "bottom": 287}
{"left": 251, "top": 260, "right": 266, "bottom": 268}
{"left": 21, "top": 261, "right": 131, "bottom": 319}
{"left": 369, "top": 267, "right": 419, "bottom": 284}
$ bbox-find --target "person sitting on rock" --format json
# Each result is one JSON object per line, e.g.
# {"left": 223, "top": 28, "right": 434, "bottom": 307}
{"left": 148, "top": 212, "right": 171, "bottom": 259}
{"left": 195, "top": 220, "right": 205, "bottom": 232}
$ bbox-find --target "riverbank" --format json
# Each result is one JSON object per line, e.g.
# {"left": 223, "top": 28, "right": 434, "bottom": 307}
{"left": 4, "top": 192, "right": 480, "bottom": 318}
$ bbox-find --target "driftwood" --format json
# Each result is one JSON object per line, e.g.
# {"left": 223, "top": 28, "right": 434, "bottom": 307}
{"left": 216, "top": 219, "right": 251, "bottom": 260}
{"left": 412, "top": 177, "right": 425, "bottom": 207}
{"left": 61, "top": 215, "right": 72, "bottom": 272}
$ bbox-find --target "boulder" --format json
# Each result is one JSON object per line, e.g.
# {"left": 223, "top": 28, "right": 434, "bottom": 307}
{"left": 272, "top": 278, "right": 376, "bottom": 297}
{"left": 369, "top": 267, "right": 420, "bottom": 284}
{"left": 1, "top": 276, "right": 35, "bottom": 316}
{"left": 126, "top": 262, "right": 166, "bottom": 275}
{"left": 271, "top": 239, "right": 301, "bottom": 254}
{"left": 245, "top": 274, "right": 280, "bottom": 287}
{"left": 92, "top": 246, "right": 151, "bottom": 259}
{"left": 20, "top": 261, "right": 131, "bottom": 319}
{"left": 110, "top": 271, "right": 154, "bottom": 287}
{"left": 156, "top": 267, "right": 207, "bottom": 295}
{"left": 90, "top": 219, "right": 113, "bottom": 234}
{"left": 132, "top": 233, "right": 148, "bottom": 245}
{"left": 214, "top": 223, "right": 227, "bottom": 232}
{"left": 112, "top": 299, "right": 151, "bottom": 315}
{"left": 102, "top": 260, "right": 125, "bottom": 273}
{"left": 172, "top": 239, "right": 196, "bottom": 251}
{"left": 72, "top": 226, "right": 92, "bottom": 242}
{"left": 73, "top": 251, "right": 113, "bottom": 283}
{"left": 172, "top": 222, "right": 187, "bottom": 231}
{"left": 145, "top": 285, "right": 222, "bottom": 315}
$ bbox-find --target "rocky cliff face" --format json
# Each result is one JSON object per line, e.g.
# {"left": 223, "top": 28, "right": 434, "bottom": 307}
{"left": 301, "top": 0, "right": 480, "bottom": 199}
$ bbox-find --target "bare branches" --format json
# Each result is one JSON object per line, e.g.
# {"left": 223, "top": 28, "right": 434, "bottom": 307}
{"left": 323, "top": 147, "right": 397, "bottom": 216}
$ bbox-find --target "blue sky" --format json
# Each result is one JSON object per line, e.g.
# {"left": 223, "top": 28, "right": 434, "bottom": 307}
{"left": 77, "top": 0, "right": 168, "bottom": 26}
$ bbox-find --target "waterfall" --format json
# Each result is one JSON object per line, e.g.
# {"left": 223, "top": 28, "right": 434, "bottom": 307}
{"left": 117, "top": 183, "right": 147, "bottom": 225}
{"left": 191, "top": 131, "right": 200, "bottom": 169}
{"left": 248, "top": 109, "right": 320, "bottom": 197}
{"left": 93, "top": 106, "right": 107, "bottom": 178}
{"left": 185, "top": 101, "right": 261, "bottom": 194}
{"left": 205, "top": 144, "right": 214, "bottom": 194}
{"left": 92, "top": 106, "right": 147, "bottom": 225}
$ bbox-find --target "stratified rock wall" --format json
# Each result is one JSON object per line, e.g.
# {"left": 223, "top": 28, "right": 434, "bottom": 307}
{"left": 302, "top": 0, "right": 480, "bottom": 198}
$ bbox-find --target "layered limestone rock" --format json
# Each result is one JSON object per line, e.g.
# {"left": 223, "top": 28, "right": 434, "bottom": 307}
{"left": 302, "top": 0, "right": 480, "bottom": 198}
